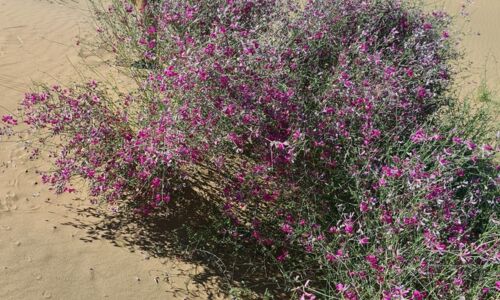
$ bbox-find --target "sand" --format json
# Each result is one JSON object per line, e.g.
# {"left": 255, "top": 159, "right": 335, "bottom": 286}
{"left": 425, "top": 0, "right": 500, "bottom": 98}
{"left": 0, "top": 0, "right": 498, "bottom": 299}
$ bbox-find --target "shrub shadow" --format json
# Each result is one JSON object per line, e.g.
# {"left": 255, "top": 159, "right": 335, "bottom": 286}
{"left": 61, "top": 163, "right": 284, "bottom": 298}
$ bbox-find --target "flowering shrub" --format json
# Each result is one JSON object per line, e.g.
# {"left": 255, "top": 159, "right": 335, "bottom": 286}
{"left": 9, "top": 0, "right": 499, "bottom": 298}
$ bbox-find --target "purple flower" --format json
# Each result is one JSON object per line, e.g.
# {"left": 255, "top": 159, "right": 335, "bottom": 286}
{"left": 281, "top": 223, "right": 294, "bottom": 235}
{"left": 151, "top": 177, "right": 161, "bottom": 188}
{"left": 204, "top": 43, "right": 215, "bottom": 56}
{"left": 276, "top": 249, "right": 289, "bottom": 262}
{"left": 336, "top": 283, "right": 347, "bottom": 292}
{"left": 412, "top": 290, "right": 425, "bottom": 300}
{"left": 416, "top": 86, "right": 427, "bottom": 99}
{"left": 325, "top": 252, "right": 336, "bottom": 262}
{"left": 411, "top": 129, "right": 427, "bottom": 143}
{"left": 359, "top": 201, "right": 369, "bottom": 213}
{"left": 358, "top": 236, "right": 369, "bottom": 245}
{"left": 452, "top": 136, "right": 462, "bottom": 144}
{"left": 2, "top": 115, "right": 17, "bottom": 125}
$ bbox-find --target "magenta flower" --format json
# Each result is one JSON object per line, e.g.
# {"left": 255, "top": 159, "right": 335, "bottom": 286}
{"left": 336, "top": 283, "right": 347, "bottom": 292}
{"left": 151, "top": 177, "right": 161, "bottom": 188}
{"left": 423, "top": 22, "right": 433, "bottom": 30}
{"left": 465, "top": 140, "right": 477, "bottom": 150}
{"left": 412, "top": 290, "right": 425, "bottom": 300}
{"left": 344, "top": 220, "right": 354, "bottom": 235}
{"left": 482, "top": 144, "right": 494, "bottom": 152}
{"left": 365, "top": 255, "right": 379, "bottom": 269}
{"left": 204, "top": 43, "right": 215, "bottom": 56}
{"left": 2, "top": 115, "right": 17, "bottom": 126}
{"left": 326, "top": 252, "right": 336, "bottom": 263}
{"left": 276, "top": 249, "right": 289, "bottom": 262}
{"left": 381, "top": 210, "right": 393, "bottom": 224}
{"left": 406, "top": 68, "right": 414, "bottom": 77}
{"left": 281, "top": 223, "right": 294, "bottom": 235}
{"left": 452, "top": 136, "right": 462, "bottom": 144}
{"left": 359, "top": 201, "right": 369, "bottom": 213}
{"left": 416, "top": 86, "right": 427, "bottom": 99}
{"left": 358, "top": 236, "right": 369, "bottom": 245}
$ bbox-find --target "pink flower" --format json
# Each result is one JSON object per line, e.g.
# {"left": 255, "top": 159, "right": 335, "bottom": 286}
{"left": 416, "top": 86, "right": 427, "bottom": 99}
{"left": 403, "top": 216, "right": 418, "bottom": 226}
{"left": 482, "top": 144, "right": 494, "bottom": 152}
{"left": 344, "top": 290, "right": 359, "bottom": 300}
{"left": 365, "top": 254, "right": 379, "bottom": 269}
{"left": 336, "top": 283, "right": 347, "bottom": 292}
{"left": 411, "top": 129, "right": 427, "bottom": 143}
{"left": 325, "top": 252, "right": 336, "bottom": 262}
{"left": 359, "top": 201, "right": 369, "bottom": 212}
{"left": 344, "top": 220, "right": 354, "bottom": 234}
{"left": 359, "top": 43, "right": 368, "bottom": 53}
{"left": 328, "top": 226, "right": 339, "bottom": 234}
{"left": 313, "top": 31, "right": 324, "bottom": 40}
{"left": 358, "top": 236, "right": 369, "bottom": 245}
{"left": 435, "top": 242, "right": 447, "bottom": 253}
{"left": 371, "top": 129, "right": 381, "bottom": 139}
{"left": 453, "top": 276, "right": 463, "bottom": 287}
{"left": 276, "top": 249, "right": 289, "bottom": 262}
{"left": 465, "top": 140, "right": 477, "bottom": 150}
{"left": 406, "top": 68, "right": 414, "bottom": 77}
{"left": 154, "top": 194, "right": 171, "bottom": 204}
{"left": 378, "top": 177, "right": 387, "bottom": 188}
{"left": 381, "top": 210, "right": 393, "bottom": 224}
{"left": 452, "top": 136, "right": 462, "bottom": 144}
{"left": 204, "top": 43, "right": 216, "bottom": 56}
{"left": 164, "top": 66, "right": 178, "bottom": 77}
{"left": 147, "top": 26, "right": 156, "bottom": 35}
{"left": 300, "top": 291, "right": 316, "bottom": 300}
{"left": 2, "top": 115, "right": 17, "bottom": 125}
{"left": 412, "top": 290, "right": 426, "bottom": 300}
{"left": 151, "top": 177, "right": 161, "bottom": 188}
{"left": 382, "top": 165, "right": 402, "bottom": 178}
{"left": 281, "top": 224, "right": 293, "bottom": 235}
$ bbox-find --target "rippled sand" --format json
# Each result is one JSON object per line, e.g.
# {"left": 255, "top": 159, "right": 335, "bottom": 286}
{"left": 0, "top": 0, "right": 498, "bottom": 299}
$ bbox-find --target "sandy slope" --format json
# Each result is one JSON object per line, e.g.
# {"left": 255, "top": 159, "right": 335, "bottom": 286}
{"left": 0, "top": 0, "right": 498, "bottom": 300}
{"left": 0, "top": 1, "right": 224, "bottom": 299}
{"left": 426, "top": 0, "right": 500, "bottom": 97}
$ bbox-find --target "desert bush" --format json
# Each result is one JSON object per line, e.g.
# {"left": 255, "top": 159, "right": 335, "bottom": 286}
{"left": 5, "top": 0, "right": 498, "bottom": 298}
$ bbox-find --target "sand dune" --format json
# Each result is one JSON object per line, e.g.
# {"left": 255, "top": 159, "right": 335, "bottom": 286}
{"left": 0, "top": 0, "right": 498, "bottom": 299}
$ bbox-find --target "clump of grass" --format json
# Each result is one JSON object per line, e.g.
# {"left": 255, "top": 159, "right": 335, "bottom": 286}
{"left": 477, "top": 79, "right": 495, "bottom": 103}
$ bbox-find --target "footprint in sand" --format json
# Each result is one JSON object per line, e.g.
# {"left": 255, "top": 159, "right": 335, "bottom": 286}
{"left": 7, "top": 178, "right": 18, "bottom": 187}
{"left": 32, "top": 271, "right": 43, "bottom": 281}
{"left": 1, "top": 191, "right": 19, "bottom": 211}
{"left": 42, "top": 291, "right": 51, "bottom": 299}
{"left": 5, "top": 191, "right": 18, "bottom": 202}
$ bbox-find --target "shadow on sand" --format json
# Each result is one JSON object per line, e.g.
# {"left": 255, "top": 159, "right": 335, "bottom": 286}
{"left": 60, "top": 164, "right": 283, "bottom": 299}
